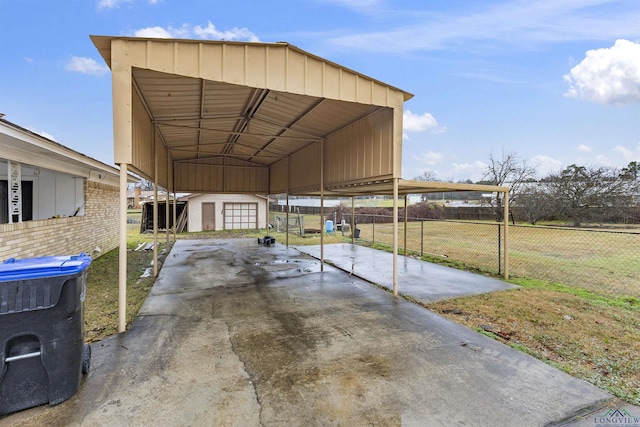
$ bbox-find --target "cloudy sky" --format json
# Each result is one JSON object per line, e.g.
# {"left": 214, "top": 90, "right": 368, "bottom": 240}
{"left": 1, "top": 0, "right": 640, "bottom": 182}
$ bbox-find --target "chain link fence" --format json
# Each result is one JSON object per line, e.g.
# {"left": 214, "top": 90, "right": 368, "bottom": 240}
{"left": 339, "top": 214, "right": 640, "bottom": 299}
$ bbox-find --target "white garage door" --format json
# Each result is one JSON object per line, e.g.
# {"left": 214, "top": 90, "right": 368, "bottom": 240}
{"left": 223, "top": 202, "right": 258, "bottom": 230}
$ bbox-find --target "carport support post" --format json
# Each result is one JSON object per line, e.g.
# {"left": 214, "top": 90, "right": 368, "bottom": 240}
{"left": 286, "top": 194, "right": 290, "bottom": 247}
{"left": 320, "top": 139, "right": 324, "bottom": 271}
{"left": 153, "top": 180, "right": 158, "bottom": 277}
{"left": 404, "top": 195, "right": 408, "bottom": 256}
{"left": 265, "top": 194, "right": 270, "bottom": 232}
{"left": 166, "top": 152, "right": 171, "bottom": 246}
{"left": 153, "top": 134, "right": 159, "bottom": 278}
{"left": 118, "top": 163, "right": 128, "bottom": 333}
{"left": 503, "top": 191, "right": 509, "bottom": 279}
{"left": 351, "top": 197, "right": 355, "bottom": 244}
{"left": 393, "top": 178, "right": 399, "bottom": 296}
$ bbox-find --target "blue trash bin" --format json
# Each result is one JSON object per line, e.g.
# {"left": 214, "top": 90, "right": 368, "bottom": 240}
{"left": 0, "top": 253, "right": 92, "bottom": 415}
{"left": 325, "top": 220, "right": 334, "bottom": 234}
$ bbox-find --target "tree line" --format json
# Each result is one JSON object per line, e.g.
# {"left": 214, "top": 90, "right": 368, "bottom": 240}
{"left": 417, "top": 151, "right": 640, "bottom": 226}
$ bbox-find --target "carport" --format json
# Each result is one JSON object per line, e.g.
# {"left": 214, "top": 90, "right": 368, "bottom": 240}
{"left": 91, "top": 35, "right": 509, "bottom": 333}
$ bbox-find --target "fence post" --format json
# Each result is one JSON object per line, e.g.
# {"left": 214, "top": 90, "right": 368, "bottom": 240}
{"left": 498, "top": 223, "right": 502, "bottom": 275}
{"left": 420, "top": 220, "right": 424, "bottom": 257}
{"left": 372, "top": 219, "right": 375, "bottom": 244}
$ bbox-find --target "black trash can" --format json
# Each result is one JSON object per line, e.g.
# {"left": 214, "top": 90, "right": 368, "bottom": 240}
{"left": 0, "top": 253, "right": 92, "bottom": 416}
{"left": 354, "top": 228, "right": 361, "bottom": 239}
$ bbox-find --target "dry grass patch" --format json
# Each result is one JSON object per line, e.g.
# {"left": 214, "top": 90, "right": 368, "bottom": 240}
{"left": 426, "top": 285, "right": 640, "bottom": 405}
{"left": 84, "top": 240, "right": 169, "bottom": 343}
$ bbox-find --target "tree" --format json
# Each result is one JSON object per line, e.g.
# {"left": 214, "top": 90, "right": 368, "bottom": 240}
{"left": 515, "top": 186, "right": 552, "bottom": 224}
{"left": 414, "top": 171, "right": 439, "bottom": 182}
{"left": 545, "top": 164, "right": 635, "bottom": 226}
{"left": 482, "top": 150, "right": 537, "bottom": 220}
{"left": 414, "top": 170, "right": 440, "bottom": 202}
{"left": 620, "top": 161, "right": 640, "bottom": 181}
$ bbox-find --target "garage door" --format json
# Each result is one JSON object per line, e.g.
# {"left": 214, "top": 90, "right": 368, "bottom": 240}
{"left": 223, "top": 202, "right": 258, "bottom": 230}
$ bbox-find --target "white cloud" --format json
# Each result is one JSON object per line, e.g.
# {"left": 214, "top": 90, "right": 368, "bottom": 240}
{"left": 577, "top": 144, "right": 592, "bottom": 152}
{"left": 614, "top": 142, "right": 640, "bottom": 162}
{"left": 320, "top": 0, "right": 383, "bottom": 13}
{"left": 530, "top": 154, "right": 562, "bottom": 176}
{"left": 564, "top": 39, "right": 640, "bottom": 105}
{"left": 412, "top": 151, "right": 444, "bottom": 166}
{"left": 450, "top": 161, "right": 487, "bottom": 182}
{"left": 134, "top": 26, "right": 176, "bottom": 38}
{"left": 133, "top": 21, "right": 259, "bottom": 42}
{"left": 325, "top": 1, "right": 640, "bottom": 53}
{"left": 193, "top": 21, "right": 260, "bottom": 42}
{"left": 97, "top": 0, "right": 156, "bottom": 10}
{"left": 594, "top": 154, "right": 613, "bottom": 166}
{"left": 402, "top": 111, "right": 445, "bottom": 140}
{"left": 65, "top": 56, "right": 109, "bottom": 76}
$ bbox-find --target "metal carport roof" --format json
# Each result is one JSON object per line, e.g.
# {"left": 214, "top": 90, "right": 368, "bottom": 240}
{"left": 92, "top": 35, "right": 508, "bottom": 332}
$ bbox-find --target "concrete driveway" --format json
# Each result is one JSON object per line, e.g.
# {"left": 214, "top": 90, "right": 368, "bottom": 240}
{"left": 3, "top": 239, "right": 632, "bottom": 426}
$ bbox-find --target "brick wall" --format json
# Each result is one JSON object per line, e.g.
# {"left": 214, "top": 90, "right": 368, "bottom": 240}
{"left": 0, "top": 180, "right": 119, "bottom": 260}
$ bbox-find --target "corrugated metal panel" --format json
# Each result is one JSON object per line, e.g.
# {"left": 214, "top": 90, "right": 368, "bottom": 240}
{"left": 132, "top": 89, "right": 154, "bottom": 178}
{"left": 269, "top": 158, "right": 289, "bottom": 194}
{"left": 289, "top": 142, "right": 321, "bottom": 194}
{"left": 94, "top": 36, "right": 412, "bottom": 195}
{"left": 155, "top": 130, "right": 168, "bottom": 187}
{"left": 324, "top": 108, "right": 394, "bottom": 188}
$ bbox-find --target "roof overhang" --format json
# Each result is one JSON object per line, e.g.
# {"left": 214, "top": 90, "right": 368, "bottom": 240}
{"left": 296, "top": 178, "right": 509, "bottom": 197}
{"left": 0, "top": 118, "right": 129, "bottom": 186}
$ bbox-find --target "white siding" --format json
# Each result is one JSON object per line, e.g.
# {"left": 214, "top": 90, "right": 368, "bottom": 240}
{"left": 187, "top": 194, "right": 267, "bottom": 232}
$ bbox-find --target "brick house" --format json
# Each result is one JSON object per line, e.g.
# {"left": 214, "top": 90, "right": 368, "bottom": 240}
{"left": 0, "top": 116, "right": 125, "bottom": 260}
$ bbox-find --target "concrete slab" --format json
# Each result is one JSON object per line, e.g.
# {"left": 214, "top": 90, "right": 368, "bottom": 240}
{"left": 296, "top": 243, "right": 517, "bottom": 302}
{"left": 2, "top": 238, "right": 632, "bottom": 426}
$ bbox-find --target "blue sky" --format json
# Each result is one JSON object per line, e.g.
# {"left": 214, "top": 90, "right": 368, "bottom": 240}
{"left": 1, "top": 0, "right": 640, "bottom": 182}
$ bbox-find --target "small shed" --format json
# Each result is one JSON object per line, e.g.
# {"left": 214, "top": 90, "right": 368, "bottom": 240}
{"left": 183, "top": 193, "right": 268, "bottom": 232}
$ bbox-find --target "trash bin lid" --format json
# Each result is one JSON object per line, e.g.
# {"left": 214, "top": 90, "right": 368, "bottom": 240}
{"left": 0, "top": 254, "right": 92, "bottom": 282}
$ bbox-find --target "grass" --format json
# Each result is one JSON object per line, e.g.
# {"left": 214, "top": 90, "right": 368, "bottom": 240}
{"left": 83, "top": 212, "right": 640, "bottom": 405}
{"left": 83, "top": 211, "right": 169, "bottom": 342}
{"left": 357, "top": 239, "right": 640, "bottom": 404}
{"left": 354, "top": 220, "right": 640, "bottom": 298}
{"left": 425, "top": 284, "right": 640, "bottom": 405}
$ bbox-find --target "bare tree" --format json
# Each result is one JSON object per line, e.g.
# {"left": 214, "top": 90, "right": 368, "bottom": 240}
{"left": 414, "top": 171, "right": 439, "bottom": 182}
{"left": 414, "top": 170, "right": 440, "bottom": 202}
{"left": 545, "top": 164, "right": 635, "bottom": 226}
{"left": 516, "top": 187, "right": 552, "bottom": 224}
{"left": 483, "top": 150, "right": 537, "bottom": 220}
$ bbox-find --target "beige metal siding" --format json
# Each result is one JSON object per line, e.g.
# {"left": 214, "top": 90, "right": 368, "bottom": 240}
{"left": 324, "top": 108, "right": 394, "bottom": 187}
{"left": 154, "top": 130, "right": 168, "bottom": 187}
{"left": 108, "top": 38, "right": 407, "bottom": 106}
{"left": 174, "top": 162, "right": 268, "bottom": 193}
{"left": 99, "top": 37, "right": 412, "bottom": 194}
{"left": 289, "top": 142, "right": 321, "bottom": 194}
{"left": 269, "top": 158, "right": 289, "bottom": 194}
{"left": 131, "top": 89, "right": 154, "bottom": 178}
